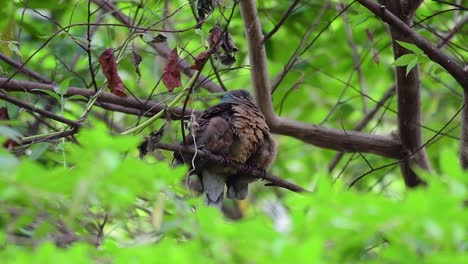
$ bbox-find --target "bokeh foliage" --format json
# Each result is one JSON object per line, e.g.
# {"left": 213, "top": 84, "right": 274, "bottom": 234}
{"left": 1, "top": 0, "right": 467, "bottom": 262}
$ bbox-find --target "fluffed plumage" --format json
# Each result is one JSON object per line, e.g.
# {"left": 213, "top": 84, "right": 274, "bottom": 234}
{"left": 174, "top": 90, "right": 276, "bottom": 208}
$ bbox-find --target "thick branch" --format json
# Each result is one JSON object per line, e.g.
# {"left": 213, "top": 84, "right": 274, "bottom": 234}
{"left": 157, "top": 142, "right": 308, "bottom": 193}
{"left": 239, "top": 0, "right": 403, "bottom": 160}
{"left": 1, "top": 77, "right": 403, "bottom": 158}
{"left": 91, "top": 0, "right": 223, "bottom": 93}
{"left": 329, "top": 86, "right": 396, "bottom": 171}
{"left": 356, "top": 0, "right": 468, "bottom": 91}
{"left": 460, "top": 93, "right": 468, "bottom": 169}
{"left": 384, "top": 0, "right": 430, "bottom": 187}
{"left": 273, "top": 118, "right": 403, "bottom": 159}
{"left": 239, "top": 0, "right": 277, "bottom": 124}
{"left": 0, "top": 77, "right": 200, "bottom": 119}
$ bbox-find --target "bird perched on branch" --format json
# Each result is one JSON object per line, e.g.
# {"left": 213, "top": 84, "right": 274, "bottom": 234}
{"left": 174, "top": 89, "right": 276, "bottom": 208}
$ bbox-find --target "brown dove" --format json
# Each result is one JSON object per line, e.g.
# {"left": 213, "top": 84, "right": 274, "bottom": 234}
{"left": 174, "top": 89, "right": 276, "bottom": 208}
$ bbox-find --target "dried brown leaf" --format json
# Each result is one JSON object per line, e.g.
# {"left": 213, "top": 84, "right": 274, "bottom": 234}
{"left": 190, "top": 50, "right": 211, "bottom": 70}
{"left": 0, "top": 107, "right": 8, "bottom": 120}
{"left": 162, "top": 48, "right": 182, "bottom": 92}
{"left": 208, "top": 24, "right": 223, "bottom": 55}
{"left": 150, "top": 34, "right": 167, "bottom": 43}
{"left": 222, "top": 30, "right": 238, "bottom": 53}
{"left": 197, "top": 0, "right": 216, "bottom": 21}
{"left": 0, "top": 107, "right": 19, "bottom": 149}
{"left": 208, "top": 24, "right": 238, "bottom": 66}
{"left": 131, "top": 46, "right": 143, "bottom": 82}
{"left": 98, "top": 48, "right": 127, "bottom": 97}
{"left": 219, "top": 53, "right": 236, "bottom": 66}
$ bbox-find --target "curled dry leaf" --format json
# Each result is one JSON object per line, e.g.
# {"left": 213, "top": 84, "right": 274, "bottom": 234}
{"left": 219, "top": 53, "right": 236, "bottom": 66}
{"left": 138, "top": 124, "right": 166, "bottom": 158}
{"left": 197, "top": 0, "right": 216, "bottom": 22}
{"left": 0, "top": 107, "right": 8, "bottom": 120}
{"left": 208, "top": 24, "right": 223, "bottom": 55}
{"left": 131, "top": 46, "right": 143, "bottom": 82}
{"left": 0, "top": 107, "right": 19, "bottom": 149}
{"left": 151, "top": 34, "right": 167, "bottom": 43}
{"left": 98, "top": 48, "right": 127, "bottom": 97}
{"left": 162, "top": 48, "right": 182, "bottom": 92}
{"left": 190, "top": 50, "right": 211, "bottom": 71}
{"left": 208, "top": 24, "right": 238, "bottom": 66}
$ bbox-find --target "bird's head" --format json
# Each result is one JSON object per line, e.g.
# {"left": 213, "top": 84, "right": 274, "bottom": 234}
{"left": 221, "top": 89, "right": 252, "bottom": 103}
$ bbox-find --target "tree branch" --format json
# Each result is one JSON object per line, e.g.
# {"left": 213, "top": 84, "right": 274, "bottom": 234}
{"left": 0, "top": 91, "right": 82, "bottom": 128}
{"left": 0, "top": 77, "right": 200, "bottom": 119}
{"left": 356, "top": 0, "right": 468, "bottom": 91}
{"left": 328, "top": 86, "right": 396, "bottom": 171}
{"left": 0, "top": 52, "right": 54, "bottom": 84}
{"left": 91, "top": 0, "right": 223, "bottom": 93}
{"left": 262, "top": 0, "right": 301, "bottom": 44}
{"left": 239, "top": 0, "right": 404, "bottom": 160}
{"left": 385, "top": 0, "right": 430, "bottom": 186}
{"left": 460, "top": 93, "right": 468, "bottom": 169}
{"left": 156, "top": 142, "right": 308, "bottom": 193}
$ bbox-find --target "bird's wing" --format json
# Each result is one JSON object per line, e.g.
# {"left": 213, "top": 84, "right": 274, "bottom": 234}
{"left": 230, "top": 102, "right": 269, "bottom": 162}
{"left": 173, "top": 103, "right": 234, "bottom": 166}
{"left": 227, "top": 102, "right": 276, "bottom": 200}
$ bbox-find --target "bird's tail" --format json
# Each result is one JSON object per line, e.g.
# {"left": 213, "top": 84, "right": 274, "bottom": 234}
{"left": 226, "top": 176, "right": 249, "bottom": 200}
{"left": 201, "top": 169, "right": 225, "bottom": 209}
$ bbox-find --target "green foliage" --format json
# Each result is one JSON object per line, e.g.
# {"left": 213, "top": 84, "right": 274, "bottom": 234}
{"left": 1, "top": 127, "right": 467, "bottom": 263}
{"left": 393, "top": 41, "right": 431, "bottom": 75}
{"left": 0, "top": 0, "right": 466, "bottom": 262}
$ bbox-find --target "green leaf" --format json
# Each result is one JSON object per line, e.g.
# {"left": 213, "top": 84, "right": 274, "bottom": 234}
{"left": 26, "top": 142, "right": 50, "bottom": 160}
{"left": 32, "top": 89, "right": 60, "bottom": 102}
{"left": 54, "top": 77, "right": 72, "bottom": 95}
{"left": 433, "top": 66, "right": 445, "bottom": 76}
{"left": 65, "top": 95, "right": 88, "bottom": 101}
{"left": 396, "top": 40, "right": 424, "bottom": 54}
{"left": 0, "top": 149, "right": 18, "bottom": 172}
{"left": 417, "top": 54, "right": 430, "bottom": 64}
{"left": 0, "top": 125, "right": 23, "bottom": 141}
{"left": 338, "top": 103, "right": 354, "bottom": 118}
{"left": 7, "top": 41, "right": 20, "bottom": 57}
{"left": 406, "top": 58, "right": 418, "bottom": 75}
{"left": 393, "top": 54, "right": 417, "bottom": 66}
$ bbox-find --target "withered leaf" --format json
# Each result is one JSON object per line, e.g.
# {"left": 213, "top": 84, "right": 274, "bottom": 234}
{"left": 151, "top": 34, "right": 167, "bottom": 43}
{"left": 98, "top": 49, "right": 127, "bottom": 97}
{"left": 190, "top": 50, "right": 211, "bottom": 70}
{"left": 208, "top": 24, "right": 223, "bottom": 55}
{"left": 208, "top": 24, "right": 238, "bottom": 66}
{"left": 0, "top": 107, "right": 8, "bottom": 120}
{"left": 222, "top": 30, "right": 238, "bottom": 53}
{"left": 138, "top": 125, "right": 166, "bottom": 158}
{"left": 219, "top": 53, "right": 236, "bottom": 66}
{"left": 131, "top": 46, "right": 143, "bottom": 82}
{"left": 197, "top": 0, "right": 216, "bottom": 21}
{"left": 162, "top": 48, "right": 182, "bottom": 92}
{"left": 0, "top": 107, "right": 19, "bottom": 149}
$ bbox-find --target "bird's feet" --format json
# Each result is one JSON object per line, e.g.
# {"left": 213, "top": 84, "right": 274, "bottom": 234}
{"left": 244, "top": 164, "right": 254, "bottom": 174}
{"left": 220, "top": 154, "right": 232, "bottom": 166}
{"left": 259, "top": 168, "right": 267, "bottom": 180}
{"left": 244, "top": 164, "right": 267, "bottom": 179}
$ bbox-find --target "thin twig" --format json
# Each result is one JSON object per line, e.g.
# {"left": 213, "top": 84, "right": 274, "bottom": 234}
{"left": 262, "top": 0, "right": 301, "bottom": 44}
{"left": 0, "top": 91, "right": 82, "bottom": 128}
